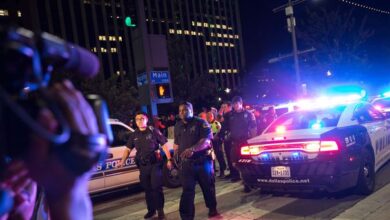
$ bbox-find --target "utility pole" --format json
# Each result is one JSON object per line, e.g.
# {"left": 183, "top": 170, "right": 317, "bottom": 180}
{"left": 273, "top": 0, "right": 306, "bottom": 97}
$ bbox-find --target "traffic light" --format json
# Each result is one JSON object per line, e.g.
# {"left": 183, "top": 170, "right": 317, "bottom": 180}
{"left": 125, "top": 16, "right": 136, "bottom": 27}
{"left": 155, "top": 83, "right": 171, "bottom": 99}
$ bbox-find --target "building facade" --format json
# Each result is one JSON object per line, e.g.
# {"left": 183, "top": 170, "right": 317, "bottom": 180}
{"left": 0, "top": 0, "right": 245, "bottom": 91}
{"left": 143, "top": 0, "right": 245, "bottom": 90}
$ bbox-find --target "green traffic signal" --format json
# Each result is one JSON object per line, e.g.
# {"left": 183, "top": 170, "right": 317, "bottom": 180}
{"left": 125, "top": 16, "right": 136, "bottom": 27}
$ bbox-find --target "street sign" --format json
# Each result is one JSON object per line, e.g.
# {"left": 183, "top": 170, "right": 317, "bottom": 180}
{"left": 150, "top": 71, "right": 170, "bottom": 84}
{"left": 137, "top": 72, "right": 148, "bottom": 86}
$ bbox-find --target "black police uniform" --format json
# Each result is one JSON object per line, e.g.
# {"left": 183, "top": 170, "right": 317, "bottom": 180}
{"left": 126, "top": 126, "right": 167, "bottom": 214}
{"left": 174, "top": 117, "right": 216, "bottom": 220}
{"left": 220, "top": 110, "right": 257, "bottom": 179}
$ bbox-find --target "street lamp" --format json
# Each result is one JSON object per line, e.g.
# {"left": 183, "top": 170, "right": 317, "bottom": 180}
{"left": 225, "top": 88, "right": 231, "bottom": 94}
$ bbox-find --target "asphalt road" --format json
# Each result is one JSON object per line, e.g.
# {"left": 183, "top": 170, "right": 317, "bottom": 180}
{"left": 93, "top": 161, "right": 390, "bottom": 220}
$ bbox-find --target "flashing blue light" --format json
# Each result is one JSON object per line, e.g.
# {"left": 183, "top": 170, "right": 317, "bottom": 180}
{"left": 261, "top": 153, "right": 269, "bottom": 159}
{"left": 311, "top": 123, "right": 322, "bottom": 130}
{"left": 325, "top": 85, "right": 367, "bottom": 98}
{"left": 292, "top": 152, "right": 300, "bottom": 157}
{"left": 383, "top": 91, "right": 390, "bottom": 98}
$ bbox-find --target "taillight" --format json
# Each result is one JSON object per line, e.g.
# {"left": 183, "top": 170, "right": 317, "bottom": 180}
{"left": 319, "top": 141, "right": 339, "bottom": 151}
{"left": 240, "top": 140, "right": 339, "bottom": 156}
{"left": 241, "top": 146, "right": 250, "bottom": 155}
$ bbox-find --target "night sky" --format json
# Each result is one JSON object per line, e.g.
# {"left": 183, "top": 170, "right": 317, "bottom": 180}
{"left": 239, "top": 0, "right": 390, "bottom": 102}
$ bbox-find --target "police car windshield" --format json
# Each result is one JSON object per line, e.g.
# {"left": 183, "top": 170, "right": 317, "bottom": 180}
{"left": 265, "top": 106, "right": 346, "bottom": 133}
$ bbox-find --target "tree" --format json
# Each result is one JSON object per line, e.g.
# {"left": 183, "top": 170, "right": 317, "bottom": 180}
{"left": 167, "top": 36, "right": 217, "bottom": 109}
{"left": 297, "top": 7, "right": 374, "bottom": 89}
{"left": 80, "top": 74, "right": 139, "bottom": 123}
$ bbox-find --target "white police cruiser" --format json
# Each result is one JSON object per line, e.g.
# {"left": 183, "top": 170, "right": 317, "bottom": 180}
{"left": 237, "top": 98, "right": 390, "bottom": 195}
{"left": 88, "top": 119, "right": 179, "bottom": 194}
{"left": 371, "top": 96, "right": 390, "bottom": 118}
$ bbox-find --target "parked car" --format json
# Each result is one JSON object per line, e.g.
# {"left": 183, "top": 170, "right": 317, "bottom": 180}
{"left": 88, "top": 119, "right": 180, "bottom": 194}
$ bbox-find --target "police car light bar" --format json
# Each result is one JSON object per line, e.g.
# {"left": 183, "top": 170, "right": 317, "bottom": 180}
{"left": 240, "top": 141, "right": 339, "bottom": 156}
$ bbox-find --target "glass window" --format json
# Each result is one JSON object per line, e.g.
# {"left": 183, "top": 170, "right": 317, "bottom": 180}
{"left": 354, "top": 104, "right": 384, "bottom": 123}
{"left": 265, "top": 106, "right": 346, "bottom": 133}
{"left": 110, "top": 124, "right": 132, "bottom": 147}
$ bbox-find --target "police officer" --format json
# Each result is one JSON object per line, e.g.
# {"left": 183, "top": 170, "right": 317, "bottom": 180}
{"left": 173, "top": 102, "right": 219, "bottom": 220}
{"left": 119, "top": 112, "right": 168, "bottom": 219}
{"left": 219, "top": 96, "right": 257, "bottom": 191}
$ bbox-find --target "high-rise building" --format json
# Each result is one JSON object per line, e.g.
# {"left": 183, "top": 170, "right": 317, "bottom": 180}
{"left": 1, "top": 0, "right": 245, "bottom": 91}
{"left": 143, "top": 0, "right": 245, "bottom": 90}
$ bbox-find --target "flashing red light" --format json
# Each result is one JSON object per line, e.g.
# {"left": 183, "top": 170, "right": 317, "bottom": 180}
{"left": 240, "top": 140, "right": 339, "bottom": 156}
{"left": 374, "top": 105, "right": 383, "bottom": 111}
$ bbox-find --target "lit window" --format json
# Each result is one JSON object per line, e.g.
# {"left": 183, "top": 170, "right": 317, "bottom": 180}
{"left": 209, "top": 69, "right": 214, "bottom": 73}
{"left": 116, "top": 71, "right": 120, "bottom": 75}
{"left": 222, "top": 25, "right": 227, "bottom": 29}
{"left": 118, "top": 36, "right": 122, "bottom": 41}
{"left": 197, "top": 22, "right": 202, "bottom": 26}
{"left": 205, "top": 42, "right": 211, "bottom": 46}
{"left": 233, "top": 69, "right": 238, "bottom": 73}
{"left": 235, "top": 35, "right": 239, "bottom": 39}
{"left": 210, "top": 24, "right": 215, "bottom": 28}
{"left": 223, "top": 34, "right": 227, "bottom": 38}
{"left": 212, "top": 42, "right": 217, "bottom": 46}
{"left": 218, "top": 42, "right": 223, "bottom": 46}
{"left": 210, "top": 33, "right": 215, "bottom": 37}
{"left": 227, "top": 69, "right": 232, "bottom": 73}
{"left": 169, "top": 29, "right": 175, "bottom": 34}
{"left": 0, "top": 9, "right": 9, "bottom": 16}
{"left": 184, "top": 30, "right": 189, "bottom": 35}
{"left": 217, "top": 33, "right": 222, "bottom": 37}
{"left": 111, "top": 48, "right": 117, "bottom": 53}
{"left": 224, "top": 43, "right": 229, "bottom": 47}
{"left": 221, "top": 69, "right": 226, "bottom": 73}
{"left": 17, "top": 10, "right": 22, "bottom": 17}
{"left": 230, "top": 43, "right": 235, "bottom": 47}
{"left": 191, "top": 21, "right": 195, "bottom": 26}
{"left": 177, "top": 30, "right": 182, "bottom": 34}
{"left": 203, "top": 23, "right": 208, "bottom": 27}
{"left": 216, "top": 69, "right": 220, "bottom": 73}
{"left": 216, "top": 24, "right": 221, "bottom": 29}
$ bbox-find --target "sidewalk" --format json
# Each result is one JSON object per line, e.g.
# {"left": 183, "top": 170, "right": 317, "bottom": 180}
{"left": 334, "top": 184, "right": 390, "bottom": 220}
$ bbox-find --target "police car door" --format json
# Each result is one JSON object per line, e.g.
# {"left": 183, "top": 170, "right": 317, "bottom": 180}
{"left": 103, "top": 123, "right": 139, "bottom": 191}
{"left": 354, "top": 104, "right": 390, "bottom": 170}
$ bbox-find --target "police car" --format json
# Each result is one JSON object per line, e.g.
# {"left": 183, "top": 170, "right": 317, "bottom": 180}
{"left": 371, "top": 96, "right": 390, "bottom": 117}
{"left": 88, "top": 119, "right": 180, "bottom": 194}
{"left": 237, "top": 97, "right": 390, "bottom": 195}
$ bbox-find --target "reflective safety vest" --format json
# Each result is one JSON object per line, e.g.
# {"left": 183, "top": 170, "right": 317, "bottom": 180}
{"left": 210, "top": 121, "right": 221, "bottom": 134}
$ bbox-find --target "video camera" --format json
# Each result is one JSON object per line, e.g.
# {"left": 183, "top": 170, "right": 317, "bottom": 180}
{"left": 0, "top": 25, "right": 112, "bottom": 179}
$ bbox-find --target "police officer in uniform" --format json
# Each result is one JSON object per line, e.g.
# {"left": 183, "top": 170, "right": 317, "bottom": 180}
{"left": 119, "top": 112, "right": 168, "bottom": 219}
{"left": 173, "top": 102, "right": 219, "bottom": 220}
{"left": 219, "top": 96, "right": 257, "bottom": 191}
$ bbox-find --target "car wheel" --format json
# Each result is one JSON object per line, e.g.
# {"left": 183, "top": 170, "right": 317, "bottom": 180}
{"left": 162, "top": 163, "right": 181, "bottom": 188}
{"left": 355, "top": 148, "right": 375, "bottom": 195}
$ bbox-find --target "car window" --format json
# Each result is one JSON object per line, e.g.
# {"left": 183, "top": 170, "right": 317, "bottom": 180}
{"left": 111, "top": 124, "right": 132, "bottom": 147}
{"left": 354, "top": 105, "right": 384, "bottom": 124}
{"left": 372, "top": 98, "right": 390, "bottom": 108}
{"left": 265, "top": 106, "right": 345, "bottom": 133}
